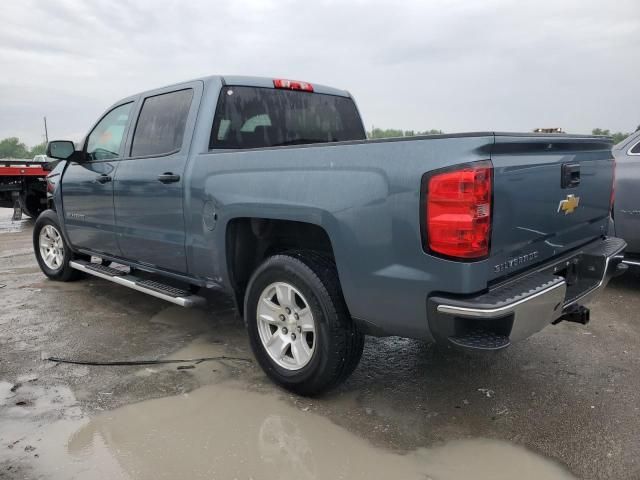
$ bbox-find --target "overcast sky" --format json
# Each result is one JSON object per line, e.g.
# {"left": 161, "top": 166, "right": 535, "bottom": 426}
{"left": 1, "top": 0, "right": 638, "bottom": 146}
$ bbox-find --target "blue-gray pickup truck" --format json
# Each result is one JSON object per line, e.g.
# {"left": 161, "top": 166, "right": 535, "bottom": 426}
{"left": 38, "top": 75, "right": 625, "bottom": 395}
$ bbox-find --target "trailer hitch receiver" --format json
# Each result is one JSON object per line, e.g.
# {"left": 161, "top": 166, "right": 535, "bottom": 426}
{"left": 552, "top": 305, "right": 590, "bottom": 326}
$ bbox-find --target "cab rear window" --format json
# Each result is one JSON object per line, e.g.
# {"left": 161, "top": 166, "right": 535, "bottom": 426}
{"left": 209, "top": 86, "right": 365, "bottom": 149}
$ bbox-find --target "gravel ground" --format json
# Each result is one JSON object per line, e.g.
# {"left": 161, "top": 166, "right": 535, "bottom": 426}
{"left": 1, "top": 209, "right": 639, "bottom": 479}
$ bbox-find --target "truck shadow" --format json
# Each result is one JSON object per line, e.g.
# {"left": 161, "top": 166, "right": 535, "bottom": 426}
{"left": 608, "top": 264, "right": 640, "bottom": 291}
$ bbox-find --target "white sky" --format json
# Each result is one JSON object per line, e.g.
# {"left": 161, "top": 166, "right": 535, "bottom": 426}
{"left": 1, "top": 0, "right": 639, "bottom": 146}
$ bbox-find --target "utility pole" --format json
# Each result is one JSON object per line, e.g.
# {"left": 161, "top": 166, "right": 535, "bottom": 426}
{"left": 43, "top": 117, "right": 49, "bottom": 144}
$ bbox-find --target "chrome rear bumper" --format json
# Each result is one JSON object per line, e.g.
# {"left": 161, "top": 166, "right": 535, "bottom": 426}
{"left": 428, "top": 237, "right": 626, "bottom": 350}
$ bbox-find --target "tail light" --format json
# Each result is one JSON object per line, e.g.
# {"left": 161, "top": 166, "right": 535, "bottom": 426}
{"left": 273, "top": 78, "right": 314, "bottom": 92}
{"left": 423, "top": 161, "right": 493, "bottom": 259}
{"left": 46, "top": 174, "right": 58, "bottom": 193}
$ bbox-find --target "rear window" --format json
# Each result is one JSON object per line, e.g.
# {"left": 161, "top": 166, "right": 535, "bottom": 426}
{"left": 130, "top": 89, "right": 193, "bottom": 157}
{"left": 209, "top": 86, "right": 365, "bottom": 149}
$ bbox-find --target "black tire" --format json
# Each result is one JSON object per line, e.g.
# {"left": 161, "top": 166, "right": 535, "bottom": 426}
{"left": 20, "top": 191, "right": 45, "bottom": 219}
{"left": 19, "top": 194, "right": 38, "bottom": 219}
{"left": 244, "top": 251, "right": 364, "bottom": 396}
{"left": 33, "top": 210, "right": 81, "bottom": 281}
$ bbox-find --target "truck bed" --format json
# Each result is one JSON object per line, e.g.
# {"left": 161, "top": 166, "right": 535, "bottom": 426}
{"left": 189, "top": 131, "right": 613, "bottom": 340}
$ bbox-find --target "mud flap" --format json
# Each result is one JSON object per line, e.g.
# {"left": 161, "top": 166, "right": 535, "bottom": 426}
{"left": 12, "top": 200, "right": 22, "bottom": 221}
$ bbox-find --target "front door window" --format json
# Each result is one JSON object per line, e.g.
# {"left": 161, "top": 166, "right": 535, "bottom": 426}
{"left": 86, "top": 103, "right": 133, "bottom": 161}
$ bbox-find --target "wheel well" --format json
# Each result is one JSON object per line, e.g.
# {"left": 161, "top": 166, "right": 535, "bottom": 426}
{"left": 226, "top": 218, "right": 335, "bottom": 313}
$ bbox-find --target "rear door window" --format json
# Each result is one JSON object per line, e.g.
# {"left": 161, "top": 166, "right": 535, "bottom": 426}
{"left": 130, "top": 89, "right": 193, "bottom": 157}
{"left": 630, "top": 140, "right": 640, "bottom": 155}
{"left": 209, "top": 86, "right": 366, "bottom": 149}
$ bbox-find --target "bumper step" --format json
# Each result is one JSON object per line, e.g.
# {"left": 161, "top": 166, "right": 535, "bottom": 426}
{"left": 435, "top": 271, "right": 566, "bottom": 317}
{"left": 449, "top": 330, "right": 510, "bottom": 351}
{"left": 69, "top": 260, "right": 205, "bottom": 308}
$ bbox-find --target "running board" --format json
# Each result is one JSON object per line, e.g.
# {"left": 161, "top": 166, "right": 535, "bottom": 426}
{"left": 69, "top": 260, "right": 206, "bottom": 308}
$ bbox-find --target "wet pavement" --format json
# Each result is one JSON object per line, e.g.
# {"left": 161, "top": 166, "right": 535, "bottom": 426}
{"left": 1, "top": 208, "right": 639, "bottom": 479}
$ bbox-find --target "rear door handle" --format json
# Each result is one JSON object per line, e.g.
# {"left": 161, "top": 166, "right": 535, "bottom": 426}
{"left": 96, "top": 174, "right": 112, "bottom": 184}
{"left": 157, "top": 173, "right": 180, "bottom": 184}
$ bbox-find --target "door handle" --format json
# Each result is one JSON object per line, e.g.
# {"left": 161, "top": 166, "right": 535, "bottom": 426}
{"left": 96, "top": 174, "right": 112, "bottom": 184}
{"left": 157, "top": 172, "right": 181, "bottom": 184}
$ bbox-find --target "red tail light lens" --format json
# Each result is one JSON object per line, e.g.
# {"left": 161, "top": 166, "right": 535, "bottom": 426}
{"left": 424, "top": 161, "right": 493, "bottom": 259}
{"left": 46, "top": 176, "right": 56, "bottom": 193}
{"left": 273, "top": 78, "right": 314, "bottom": 92}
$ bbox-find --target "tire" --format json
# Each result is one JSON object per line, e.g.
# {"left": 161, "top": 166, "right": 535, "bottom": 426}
{"left": 20, "top": 192, "right": 45, "bottom": 219}
{"left": 244, "top": 251, "right": 364, "bottom": 396}
{"left": 33, "top": 210, "right": 81, "bottom": 281}
{"left": 19, "top": 195, "right": 38, "bottom": 219}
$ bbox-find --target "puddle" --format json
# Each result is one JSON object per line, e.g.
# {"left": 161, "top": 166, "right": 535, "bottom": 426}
{"left": 1, "top": 381, "right": 575, "bottom": 480}
{"left": 0, "top": 208, "right": 29, "bottom": 233}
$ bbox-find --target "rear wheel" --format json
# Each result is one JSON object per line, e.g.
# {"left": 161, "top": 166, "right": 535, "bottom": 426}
{"left": 256, "top": 281, "right": 317, "bottom": 371}
{"left": 33, "top": 210, "right": 81, "bottom": 281}
{"left": 245, "top": 252, "right": 364, "bottom": 396}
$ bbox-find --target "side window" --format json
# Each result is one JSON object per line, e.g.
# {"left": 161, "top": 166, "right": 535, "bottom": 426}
{"left": 130, "top": 89, "right": 193, "bottom": 157}
{"left": 86, "top": 103, "right": 133, "bottom": 161}
{"left": 630, "top": 141, "right": 640, "bottom": 155}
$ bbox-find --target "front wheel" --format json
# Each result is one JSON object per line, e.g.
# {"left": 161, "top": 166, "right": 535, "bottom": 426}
{"left": 33, "top": 210, "right": 81, "bottom": 281}
{"left": 245, "top": 252, "right": 364, "bottom": 396}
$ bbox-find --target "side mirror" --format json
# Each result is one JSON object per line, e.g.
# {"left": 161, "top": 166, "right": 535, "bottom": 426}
{"left": 46, "top": 140, "right": 77, "bottom": 160}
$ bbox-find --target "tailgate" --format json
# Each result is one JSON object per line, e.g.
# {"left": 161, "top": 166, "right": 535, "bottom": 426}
{"left": 488, "top": 134, "right": 614, "bottom": 281}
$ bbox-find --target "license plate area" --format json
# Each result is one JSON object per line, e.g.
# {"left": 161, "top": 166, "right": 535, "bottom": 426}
{"left": 547, "top": 253, "right": 603, "bottom": 305}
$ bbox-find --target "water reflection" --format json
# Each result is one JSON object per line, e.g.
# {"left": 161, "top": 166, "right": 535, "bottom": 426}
{"left": 53, "top": 385, "right": 574, "bottom": 480}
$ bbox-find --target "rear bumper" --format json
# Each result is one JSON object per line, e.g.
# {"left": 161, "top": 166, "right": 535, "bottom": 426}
{"left": 622, "top": 254, "right": 640, "bottom": 268}
{"left": 428, "top": 237, "right": 626, "bottom": 351}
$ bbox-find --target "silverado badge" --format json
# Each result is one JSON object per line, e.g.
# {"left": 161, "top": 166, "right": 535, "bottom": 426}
{"left": 558, "top": 194, "right": 580, "bottom": 214}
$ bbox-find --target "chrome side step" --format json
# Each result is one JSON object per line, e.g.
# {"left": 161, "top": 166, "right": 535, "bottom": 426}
{"left": 69, "top": 260, "right": 206, "bottom": 308}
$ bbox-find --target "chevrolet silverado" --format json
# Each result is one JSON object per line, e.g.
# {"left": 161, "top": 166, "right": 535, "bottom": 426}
{"left": 37, "top": 75, "right": 625, "bottom": 395}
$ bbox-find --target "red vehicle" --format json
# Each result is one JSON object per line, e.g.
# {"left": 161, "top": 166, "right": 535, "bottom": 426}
{"left": 0, "top": 160, "right": 50, "bottom": 219}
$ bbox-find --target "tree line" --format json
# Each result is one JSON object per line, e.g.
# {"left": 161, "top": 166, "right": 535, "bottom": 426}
{"left": 368, "top": 128, "right": 636, "bottom": 142}
{"left": 0, "top": 137, "right": 47, "bottom": 159}
{"left": 368, "top": 128, "right": 444, "bottom": 139}
{"left": 590, "top": 129, "right": 634, "bottom": 145}
{"left": 0, "top": 127, "right": 637, "bottom": 158}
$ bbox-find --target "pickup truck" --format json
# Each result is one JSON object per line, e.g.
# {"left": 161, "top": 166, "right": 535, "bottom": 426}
{"left": 37, "top": 75, "right": 625, "bottom": 395}
{"left": 612, "top": 130, "right": 640, "bottom": 266}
